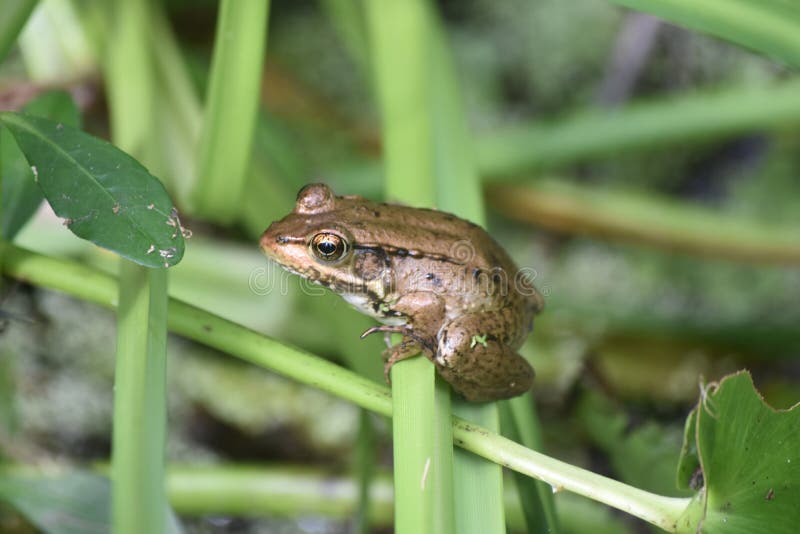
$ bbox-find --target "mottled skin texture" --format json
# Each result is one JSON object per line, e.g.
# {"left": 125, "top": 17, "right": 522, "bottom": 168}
{"left": 260, "top": 184, "right": 544, "bottom": 402}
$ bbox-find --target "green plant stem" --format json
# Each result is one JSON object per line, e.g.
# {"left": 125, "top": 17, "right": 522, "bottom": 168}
{"left": 353, "top": 410, "right": 376, "bottom": 534}
{"left": 476, "top": 80, "right": 800, "bottom": 178}
{"left": 103, "top": 0, "right": 153, "bottom": 160}
{"left": 112, "top": 261, "right": 168, "bottom": 534}
{"left": 103, "top": 2, "right": 169, "bottom": 530}
{"left": 365, "top": 1, "right": 455, "bottom": 533}
{"left": 1, "top": 245, "right": 693, "bottom": 531}
{"left": 607, "top": 0, "right": 800, "bottom": 68}
{"left": 192, "top": 0, "right": 269, "bottom": 222}
{"left": 487, "top": 180, "right": 800, "bottom": 265}
{"left": 500, "top": 398, "right": 559, "bottom": 533}
{"left": 366, "top": 0, "right": 434, "bottom": 206}
{"left": 423, "top": 6, "right": 509, "bottom": 533}
{"left": 166, "top": 464, "right": 395, "bottom": 524}
{"left": 452, "top": 419, "right": 688, "bottom": 532}
{"left": 451, "top": 401, "right": 506, "bottom": 532}
{"left": 0, "top": 0, "right": 37, "bottom": 62}
{"left": 148, "top": 1, "right": 203, "bottom": 201}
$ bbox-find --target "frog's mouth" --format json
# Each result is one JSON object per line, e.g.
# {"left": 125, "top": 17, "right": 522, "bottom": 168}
{"left": 271, "top": 261, "right": 303, "bottom": 278}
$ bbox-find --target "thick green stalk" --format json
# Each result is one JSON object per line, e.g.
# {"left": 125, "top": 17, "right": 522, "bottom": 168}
{"left": 366, "top": 0, "right": 435, "bottom": 205}
{"left": 353, "top": 410, "right": 376, "bottom": 534}
{"left": 431, "top": 33, "right": 505, "bottom": 534}
{"left": 112, "top": 262, "right": 168, "bottom": 534}
{"left": 167, "top": 465, "right": 395, "bottom": 524}
{"left": 192, "top": 0, "right": 269, "bottom": 222}
{"left": 501, "top": 398, "right": 559, "bottom": 533}
{"left": 2, "top": 245, "right": 693, "bottom": 531}
{"left": 103, "top": 2, "right": 168, "bottom": 531}
{"left": 0, "top": 0, "right": 37, "bottom": 62}
{"left": 365, "top": 2, "right": 454, "bottom": 533}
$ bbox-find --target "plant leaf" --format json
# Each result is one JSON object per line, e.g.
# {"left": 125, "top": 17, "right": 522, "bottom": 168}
{"left": 676, "top": 371, "right": 800, "bottom": 533}
{"left": 0, "top": 472, "right": 110, "bottom": 534}
{"left": 608, "top": 0, "right": 800, "bottom": 68}
{"left": 1, "top": 91, "right": 80, "bottom": 239}
{"left": 0, "top": 471, "right": 183, "bottom": 534}
{"left": 0, "top": 0, "right": 37, "bottom": 63}
{"left": 676, "top": 408, "right": 699, "bottom": 491}
{"left": 0, "top": 112, "right": 184, "bottom": 268}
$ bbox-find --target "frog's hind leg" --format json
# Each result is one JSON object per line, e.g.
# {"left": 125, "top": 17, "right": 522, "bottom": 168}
{"left": 435, "top": 313, "right": 534, "bottom": 402}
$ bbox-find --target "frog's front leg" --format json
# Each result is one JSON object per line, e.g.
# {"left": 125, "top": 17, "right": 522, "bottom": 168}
{"left": 435, "top": 312, "right": 534, "bottom": 402}
{"left": 360, "top": 291, "right": 444, "bottom": 384}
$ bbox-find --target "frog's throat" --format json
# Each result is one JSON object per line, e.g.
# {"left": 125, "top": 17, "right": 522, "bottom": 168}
{"left": 342, "top": 293, "right": 405, "bottom": 325}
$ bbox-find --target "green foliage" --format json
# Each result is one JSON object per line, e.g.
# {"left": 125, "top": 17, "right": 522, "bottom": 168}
{"left": 0, "top": 472, "right": 110, "bottom": 534}
{"left": 192, "top": 0, "right": 270, "bottom": 222}
{"left": 477, "top": 80, "right": 800, "bottom": 177}
{"left": 0, "top": 472, "right": 182, "bottom": 534}
{"left": 579, "top": 391, "right": 692, "bottom": 498}
{"left": 0, "top": 124, "right": 38, "bottom": 240}
{"left": 0, "top": 112, "right": 185, "bottom": 268}
{"left": 608, "top": 0, "right": 800, "bottom": 68}
{"left": 676, "top": 372, "right": 800, "bottom": 533}
{"left": 1, "top": 0, "right": 799, "bottom": 533}
{"left": 0, "top": 0, "right": 37, "bottom": 62}
{"left": 1, "top": 91, "right": 78, "bottom": 239}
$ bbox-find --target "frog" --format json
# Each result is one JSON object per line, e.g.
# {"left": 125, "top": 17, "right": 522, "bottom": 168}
{"left": 260, "top": 183, "right": 544, "bottom": 402}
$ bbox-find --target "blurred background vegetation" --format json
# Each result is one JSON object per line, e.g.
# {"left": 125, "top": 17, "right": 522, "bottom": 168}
{"left": 1, "top": 0, "right": 799, "bottom": 532}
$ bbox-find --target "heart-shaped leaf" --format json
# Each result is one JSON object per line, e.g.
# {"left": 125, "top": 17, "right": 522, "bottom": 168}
{"left": 0, "top": 112, "right": 185, "bottom": 268}
{"left": 676, "top": 371, "right": 800, "bottom": 533}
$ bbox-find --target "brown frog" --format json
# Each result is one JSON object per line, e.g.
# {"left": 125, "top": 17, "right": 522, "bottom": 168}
{"left": 260, "top": 184, "right": 544, "bottom": 401}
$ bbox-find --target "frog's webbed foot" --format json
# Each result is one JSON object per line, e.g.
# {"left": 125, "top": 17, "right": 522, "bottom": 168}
{"left": 361, "top": 325, "right": 433, "bottom": 383}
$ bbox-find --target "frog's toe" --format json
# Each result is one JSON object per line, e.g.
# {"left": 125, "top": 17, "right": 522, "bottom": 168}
{"left": 383, "top": 339, "right": 425, "bottom": 384}
{"left": 360, "top": 324, "right": 405, "bottom": 339}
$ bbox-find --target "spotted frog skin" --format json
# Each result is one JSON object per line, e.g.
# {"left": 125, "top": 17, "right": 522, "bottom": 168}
{"left": 260, "top": 184, "right": 544, "bottom": 402}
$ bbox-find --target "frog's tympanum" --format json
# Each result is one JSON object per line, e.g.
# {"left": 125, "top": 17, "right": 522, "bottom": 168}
{"left": 260, "top": 184, "right": 544, "bottom": 402}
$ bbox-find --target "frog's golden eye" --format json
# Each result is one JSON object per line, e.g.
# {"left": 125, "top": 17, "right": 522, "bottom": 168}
{"left": 310, "top": 232, "right": 348, "bottom": 262}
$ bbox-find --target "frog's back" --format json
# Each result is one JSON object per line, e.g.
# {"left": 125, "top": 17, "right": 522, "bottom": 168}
{"left": 332, "top": 195, "right": 544, "bottom": 316}
{"left": 336, "top": 196, "right": 512, "bottom": 271}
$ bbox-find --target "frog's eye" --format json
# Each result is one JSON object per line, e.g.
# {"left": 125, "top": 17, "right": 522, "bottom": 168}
{"left": 310, "top": 232, "right": 348, "bottom": 262}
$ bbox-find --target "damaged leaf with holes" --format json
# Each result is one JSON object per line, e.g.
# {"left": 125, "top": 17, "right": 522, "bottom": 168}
{"left": 0, "top": 112, "right": 186, "bottom": 268}
{"left": 674, "top": 371, "right": 800, "bottom": 533}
